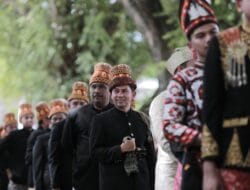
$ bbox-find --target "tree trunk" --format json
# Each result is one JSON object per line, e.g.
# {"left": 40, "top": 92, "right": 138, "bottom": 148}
{"left": 120, "top": 0, "right": 172, "bottom": 112}
{"left": 120, "top": 0, "right": 170, "bottom": 61}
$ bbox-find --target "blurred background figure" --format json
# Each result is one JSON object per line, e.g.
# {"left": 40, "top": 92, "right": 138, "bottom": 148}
{"left": 33, "top": 99, "right": 68, "bottom": 190}
{"left": 0, "top": 103, "right": 34, "bottom": 190}
{"left": 49, "top": 81, "right": 89, "bottom": 190}
{"left": 25, "top": 102, "right": 50, "bottom": 189}
{"left": 149, "top": 46, "right": 192, "bottom": 190}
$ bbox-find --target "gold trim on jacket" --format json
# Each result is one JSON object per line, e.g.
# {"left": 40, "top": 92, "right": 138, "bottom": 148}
{"left": 223, "top": 117, "right": 248, "bottom": 128}
{"left": 202, "top": 125, "right": 218, "bottom": 158}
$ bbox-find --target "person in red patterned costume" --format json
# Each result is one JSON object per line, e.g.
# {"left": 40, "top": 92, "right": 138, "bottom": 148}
{"left": 162, "top": 0, "right": 219, "bottom": 190}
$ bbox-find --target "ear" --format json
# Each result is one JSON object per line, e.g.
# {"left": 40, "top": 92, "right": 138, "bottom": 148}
{"left": 132, "top": 90, "right": 136, "bottom": 98}
{"left": 187, "top": 41, "right": 192, "bottom": 49}
{"left": 235, "top": 0, "right": 242, "bottom": 12}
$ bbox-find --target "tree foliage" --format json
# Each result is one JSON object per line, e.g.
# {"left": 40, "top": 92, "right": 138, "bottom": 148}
{"left": 0, "top": 0, "right": 240, "bottom": 111}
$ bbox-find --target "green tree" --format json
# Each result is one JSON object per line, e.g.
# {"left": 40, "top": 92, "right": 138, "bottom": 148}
{"left": 0, "top": 0, "right": 240, "bottom": 112}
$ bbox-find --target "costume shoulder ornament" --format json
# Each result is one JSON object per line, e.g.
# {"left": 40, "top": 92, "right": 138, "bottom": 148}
{"left": 218, "top": 22, "right": 250, "bottom": 88}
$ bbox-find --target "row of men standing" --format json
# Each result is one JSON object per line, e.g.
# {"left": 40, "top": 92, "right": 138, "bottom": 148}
{"left": 0, "top": 62, "right": 156, "bottom": 190}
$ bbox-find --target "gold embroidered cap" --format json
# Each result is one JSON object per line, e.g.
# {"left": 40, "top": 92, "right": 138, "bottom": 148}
{"left": 68, "top": 81, "right": 89, "bottom": 103}
{"left": 89, "top": 62, "right": 112, "bottom": 85}
{"left": 166, "top": 47, "right": 192, "bottom": 75}
{"left": 3, "top": 113, "right": 17, "bottom": 127}
{"left": 35, "top": 102, "right": 50, "bottom": 121}
{"left": 19, "top": 103, "right": 34, "bottom": 121}
{"left": 49, "top": 99, "right": 69, "bottom": 118}
{"left": 110, "top": 64, "right": 137, "bottom": 91}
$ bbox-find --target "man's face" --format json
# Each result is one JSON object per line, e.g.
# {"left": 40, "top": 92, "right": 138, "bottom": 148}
{"left": 237, "top": 0, "right": 250, "bottom": 21}
{"left": 50, "top": 113, "right": 67, "bottom": 126}
{"left": 90, "top": 83, "right": 110, "bottom": 109}
{"left": 68, "top": 99, "right": 87, "bottom": 111}
{"left": 111, "top": 85, "right": 135, "bottom": 112}
{"left": 5, "top": 123, "right": 17, "bottom": 136}
{"left": 189, "top": 23, "right": 219, "bottom": 60}
{"left": 41, "top": 117, "right": 50, "bottom": 129}
{"left": 20, "top": 113, "right": 34, "bottom": 129}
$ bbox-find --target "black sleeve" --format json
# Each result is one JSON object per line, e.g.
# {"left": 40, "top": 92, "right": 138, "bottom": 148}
{"left": 0, "top": 168, "right": 8, "bottom": 190}
{"left": 61, "top": 113, "right": 74, "bottom": 153}
{"left": 90, "top": 115, "right": 123, "bottom": 164}
{"left": 145, "top": 129, "right": 156, "bottom": 190}
{"left": 0, "top": 134, "right": 13, "bottom": 167}
{"left": 202, "top": 36, "right": 225, "bottom": 162}
{"left": 0, "top": 134, "right": 12, "bottom": 153}
{"left": 25, "top": 132, "right": 36, "bottom": 165}
{"left": 0, "top": 139, "right": 10, "bottom": 169}
{"left": 33, "top": 137, "right": 45, "bottom": 190}
{"left": 139, "top": 112, "right": 156, "bottom": 190}
{"left": 48, "top": 123, "right": 62, "bottom": 189}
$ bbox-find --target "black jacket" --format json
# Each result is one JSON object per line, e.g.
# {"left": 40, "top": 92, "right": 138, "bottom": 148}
{"left": 61, "top": 103, "right": 113, "bottom": 190}
{"left": 90, "top": 107, "right": 156, "bottom": 190}
{"left": 202, "top": 27, "right": 250, "bottom": 171}
{"left": 25, "top": 128, "right": 50, "bottom": 187}
{"left": 0, "top": 169, "right": 8, "bottom": 190}
{"left": 0, "top": 139, "right": 9, "bottom": 190}
{"left": 48, "top": 120, "right": 72, "bottom": 190}
{"left": 0, "top": 128, "right": 32, "bottom": 185}
{"left": 33, "top": 133, "right": 51, "bottom": 190}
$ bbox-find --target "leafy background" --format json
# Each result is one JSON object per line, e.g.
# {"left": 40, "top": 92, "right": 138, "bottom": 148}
{"left": 0, "top": 0, "right": 239, "bottom": 121}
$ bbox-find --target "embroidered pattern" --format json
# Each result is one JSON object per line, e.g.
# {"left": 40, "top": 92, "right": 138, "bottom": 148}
{"left": 223, "top": 117, "right": 248, "bottom": 128}
{"left": 225, "top": 129, "right": 244, "bottom": 166}
{"left": 201, "top": 125, "right": 218, "bottom": 158}
{"left": 220, "top": 169, "right": 250, "bottom": 190}
{"left": 244, "top": 149, "right": 250, "bottom": 167}
{"left": 219, "top": 26, "right": 250, "bottom": 88}
{"left": 163, "top": 65, "right": 203, "bottom": 145}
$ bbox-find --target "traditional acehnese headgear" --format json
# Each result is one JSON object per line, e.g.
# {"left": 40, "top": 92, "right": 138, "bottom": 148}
{"left": 49, "top": 99, "right": 69, "bottom": 118}
{"left": 68, "top": 81, "right": 89, "bottom": 103}
{"left": 3, "top": 113, "right": 17, "bottom": 127}
{"left": 19, "top": 103, "right": 34, "bottom": 121}
{"left": 166, "top": 46, "right": 192, "bottom": 75}
{"left": 89, "top": 62, "right": 112, "bottom": 85}
{"left": 35, "top": 102, "right": 50, "bottom": 122}
{"left": 110, "top": 64, "right": 137, "bottom": 91}
{"left": 179, "top": 0, "right": 217, "bottom": 38}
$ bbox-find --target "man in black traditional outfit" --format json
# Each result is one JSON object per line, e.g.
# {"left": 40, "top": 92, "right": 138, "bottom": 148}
{"left": 25, "top": 102, "right": 50, "bottom": 189}
{"left": 61, "top": 62, "right": 113, "bottom": 190}
{"left": 90, "top": 64, "right": 156, "bottom": 190}
{"left": 48, "top": 81, "right": 89, "bottom": 190}
{"left": 0, "top": 103, "right": 34, "bottom": 190}
{"left": 202, "top": 0, "right": 250, "bottom": 189}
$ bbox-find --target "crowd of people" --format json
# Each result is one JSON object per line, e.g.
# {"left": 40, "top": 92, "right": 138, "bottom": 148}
{"left": 0, "top": 0, "right": 250, "bottom": 190}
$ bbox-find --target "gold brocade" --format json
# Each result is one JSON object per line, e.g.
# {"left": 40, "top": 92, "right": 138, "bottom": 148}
{"left": 201, "top": 125, "right": 218, "bottom": 158}
{"left": 223, "top": 117, "right": 248, "bottom": 128}
{"left": 225, "top": 129, "right": 244, "bottom": 166}
{"left": 244, "top": 149, "right": 250, "bottom": 167}
{"left": 218, "top": 25, "right": 250, "bottom": 88}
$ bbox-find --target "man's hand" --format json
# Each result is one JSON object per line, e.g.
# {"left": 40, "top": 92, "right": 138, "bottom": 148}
{"left": 203, "top": 161, "right": 223, "bottom": 190}
{"left": 120, "top": 137, "right": 136, "bottom": 153}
